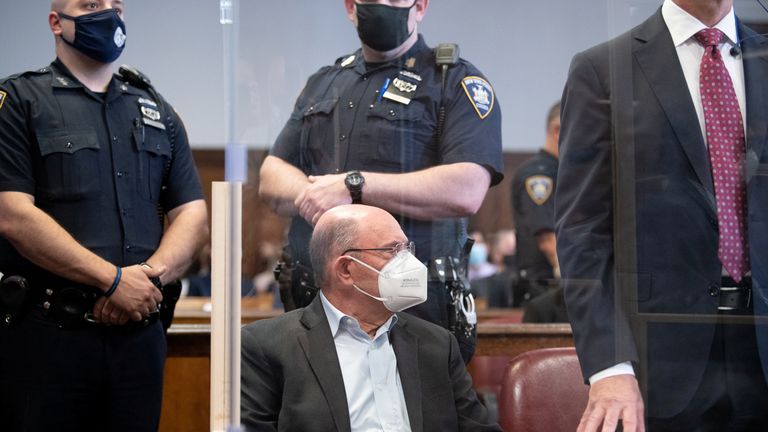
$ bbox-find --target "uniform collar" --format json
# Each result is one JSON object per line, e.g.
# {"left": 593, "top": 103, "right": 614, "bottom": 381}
{"left": 661, "top": 0, "right": 738, "bottom": 47}
{"left": 49, "top": 58, "right": 133, "bottom": 102}
{"left": 49, "top": 58, "right": 84, "bottom": 89}
{"left": 539, "top": 148, "right": 558, "bottom": 162}
{"left": 350, "top": 34, "right": 432, "bottom": 75}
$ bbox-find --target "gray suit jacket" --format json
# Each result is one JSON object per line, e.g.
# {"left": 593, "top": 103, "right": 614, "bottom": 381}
{"left": 556, "top": 8, "right": 768, "bottom": 417}
{"left": 241, "top": 296, "right": 499, "bottom": 431}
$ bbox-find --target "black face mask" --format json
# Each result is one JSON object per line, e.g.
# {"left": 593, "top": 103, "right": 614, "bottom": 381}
{"left": 58, "top": 9, "right": 126, "bottom": 63}
{"left": 355, "top": 1, "right": 416, "bottom": 52}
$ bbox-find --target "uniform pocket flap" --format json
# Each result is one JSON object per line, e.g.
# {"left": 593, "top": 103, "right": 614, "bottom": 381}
{"left": 302, "top": 98, "right": 338, "bottom": 118}
{"left": 134, "top": 127, "right": 172, "bottom": 157}
{"left": 37, "top": 130, "right": 100, "bottom": 156}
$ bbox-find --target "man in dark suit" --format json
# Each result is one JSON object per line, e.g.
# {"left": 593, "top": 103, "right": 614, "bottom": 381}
{"left": 556, "top": 0, "right": 768, "bottom": 430}
{"left": 241, "top": 204, "right": 499, "bottom": 432}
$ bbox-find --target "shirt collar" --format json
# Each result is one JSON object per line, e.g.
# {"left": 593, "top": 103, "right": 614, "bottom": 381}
{"left": 352, "top": 33, "right": 432, "bottom": 75}
{"left": 50, "top": 58, "right": 84, "bottom": 89}
{"left": 319, "top": 290, "right": 398, "bottom": 338}
{"left": 539, "top": 148, "right": 558, "bottom": 162}
{"left": 662, "top": 0, "right": 738, "bottom": 47}
{"left": 49, "top": 58, "right": 129, "bottom": 102}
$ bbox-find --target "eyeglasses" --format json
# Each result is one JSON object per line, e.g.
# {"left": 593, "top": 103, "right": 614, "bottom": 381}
{"left": 343, "top": 241, "right": 415, "bottom": 257}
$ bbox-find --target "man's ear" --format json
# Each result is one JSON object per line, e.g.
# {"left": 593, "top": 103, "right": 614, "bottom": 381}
{"left": 333, "top": 256, "right": 356, "bottom": 286}
{"left": 415, "top": 0, "right": 429, "bottom": 22}
{"left": 49, "top": 12, "right": 63, "bottom": 36}
{"left": 344, "top": 0, "right": 357, "bottom": 24}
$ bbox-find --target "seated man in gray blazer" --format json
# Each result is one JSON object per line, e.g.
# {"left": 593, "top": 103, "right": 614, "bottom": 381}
{"left": 241, "top": 204, "right": 499, "bottom": 432}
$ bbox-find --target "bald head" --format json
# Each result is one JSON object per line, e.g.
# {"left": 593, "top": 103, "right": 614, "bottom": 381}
{"left": 309, "top": 205, "right": 404, "bottom": 287}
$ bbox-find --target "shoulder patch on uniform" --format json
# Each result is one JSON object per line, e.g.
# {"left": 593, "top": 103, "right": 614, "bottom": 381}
{"left": 525, "top": 175, "right": 554, "bottom": 205}
{"left": 460, "top": 76, "right": 494, "bottom": 119}
{"left": 0, "top": 90, "right": 7, "bottom": 111}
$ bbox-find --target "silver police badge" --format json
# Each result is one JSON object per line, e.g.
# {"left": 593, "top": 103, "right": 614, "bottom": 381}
{"left": 141, "top": 106, "right": 161, "bottom": 121}
{"left": 525, "top": 175, "right": 554, "bottom": 205}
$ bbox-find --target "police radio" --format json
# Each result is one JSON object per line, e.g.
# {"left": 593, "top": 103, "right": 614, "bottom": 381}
{"left": 434, "top": 43, "right": 459, "bottom": 88}
{"left": 117, "top": 64, "right": 153, "bottom": 90}
{"left": 434, "top": 43, "right": 459, "bottom": 142}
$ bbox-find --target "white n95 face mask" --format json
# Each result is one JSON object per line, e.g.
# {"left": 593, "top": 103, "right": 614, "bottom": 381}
{"left": 346, "top": 251, "right": 428, "bottom": 312}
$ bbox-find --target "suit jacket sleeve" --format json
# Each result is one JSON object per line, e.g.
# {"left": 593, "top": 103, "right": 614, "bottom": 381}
{"left": 241, "top": 323, "right": 280, "bottom": 432}
{"left": 555, "top": 49, "right": 640, "bottom": 382}
{"left": 448, "top": 334, "right": 503, "bottom": 431}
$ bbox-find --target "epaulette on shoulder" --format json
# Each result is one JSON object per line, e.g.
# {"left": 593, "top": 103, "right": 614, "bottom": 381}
{"left": 334, "top": 53, "right": 358, "bottom": 68}
{"left": 1, "top": 66, "right": 51, "bottom": 84}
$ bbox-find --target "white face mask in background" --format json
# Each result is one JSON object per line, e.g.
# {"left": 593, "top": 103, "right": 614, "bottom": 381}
{"left": 345, "top": 251, "right": 428, "bottom": 312}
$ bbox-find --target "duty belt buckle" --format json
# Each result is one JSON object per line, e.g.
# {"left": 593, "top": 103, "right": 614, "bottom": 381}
{"left": 44, "top": 287, "right": 95, "bottom": 328}
{"left": 718, "top": 286, "right": 751, "bottom": 311}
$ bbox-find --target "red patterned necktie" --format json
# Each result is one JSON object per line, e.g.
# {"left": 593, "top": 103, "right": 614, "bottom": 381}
{"left": 695, "top": 28, "right": 750, "bottom": 282}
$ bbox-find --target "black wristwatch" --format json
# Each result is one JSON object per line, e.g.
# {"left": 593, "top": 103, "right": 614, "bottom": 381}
{"left": 344, "top": 171, "right": 365, "bottom": 204}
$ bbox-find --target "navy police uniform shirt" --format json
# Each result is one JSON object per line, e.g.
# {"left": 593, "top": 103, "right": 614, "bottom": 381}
{"left": 272, "top": 35, "right": 504, "bottom": 266}
{"left": 0, "top": 59, "right": 204, "bottom": 281}
{"left": 511, "top": 149, "right": 557, "bottom": 281}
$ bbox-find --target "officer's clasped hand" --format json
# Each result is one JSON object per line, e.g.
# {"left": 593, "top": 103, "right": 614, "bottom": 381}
{"left": 92, "top": 264, "right": 165, "bottom": 325}
{"left": 295, "top": 173, "right": 351, "bottom": 226}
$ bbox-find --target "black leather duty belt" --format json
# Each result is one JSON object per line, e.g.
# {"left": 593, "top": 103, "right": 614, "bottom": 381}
{"left": 717, "top": 276, "right": 752, "bottom": 312}
{"left": 38, "top": 285, "right": 158, "bottom": 331}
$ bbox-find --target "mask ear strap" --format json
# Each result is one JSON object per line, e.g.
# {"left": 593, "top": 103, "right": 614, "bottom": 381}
{"left": 353, "top": 283, "right": 386, "bottom": 302}
{"left": 57, "top": 12, "right": 76, "bottom": 21}
{"left": 344, "top": 255, "right": 383, "bottom": 276}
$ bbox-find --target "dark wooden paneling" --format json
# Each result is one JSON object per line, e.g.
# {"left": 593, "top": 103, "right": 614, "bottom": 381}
{"left": 191, "top": 150, "right": 538, "bottom": 275}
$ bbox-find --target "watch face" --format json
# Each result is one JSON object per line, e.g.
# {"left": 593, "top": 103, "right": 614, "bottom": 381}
{"left": 347, "top": 175, "right": 363, "bottom": 187}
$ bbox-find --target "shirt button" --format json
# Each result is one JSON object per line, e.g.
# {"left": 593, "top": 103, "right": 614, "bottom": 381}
{"left": 348, "top": 101, "right": 355, "bottom": 109}
{"left": 66, "top": 142, "right": 73, "bottom": 149}
{"left": 709, "top": 286, "right": 720, "bottom": 296}
{"left": 339, "top": 134, "right": 347, "bottom": 141}
{"left": 113, "top": 136, "right": 119, "bottom": 142}
{"left": 125, "top": 245, "right": 132, "bottom": 250}
{"left": 389, "top": 109, "right": 396, "bottom": 117}
{"left": 116, "top": 171, "right": 123, "bottom": 177}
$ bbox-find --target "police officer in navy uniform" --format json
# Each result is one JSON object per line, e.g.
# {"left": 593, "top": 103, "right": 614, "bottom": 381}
{"left": 0, "top": 1, "right": 208, "bottom": 431}
{"left": 511, "top": 102, "right": 560, "bottom": 305}
{"left": 260, "top": 0, "right": 503, "bottom": 362}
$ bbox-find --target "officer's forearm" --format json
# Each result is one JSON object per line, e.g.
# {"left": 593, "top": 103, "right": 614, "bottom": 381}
{"left": 259, "top": 155, "right": 310, "bottom": 217}
{"left": 144, "top": 199, "right": 208, "bottom": 284}
{"left": 0, "top": 191, "right": 115, "bottom": 291}
{"left": 362, "top": 162, "right": 491, "bottom": 220}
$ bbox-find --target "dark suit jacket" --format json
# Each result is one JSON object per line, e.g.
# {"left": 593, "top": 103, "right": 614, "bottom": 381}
{"left": 556, "top": 9, "right": 768, "bottom": 418}
{"left": 523, "top": 286, "right": 569, "bottom": 324}
{"left": 241, "top": 296, "right": 499, "bottom": 431}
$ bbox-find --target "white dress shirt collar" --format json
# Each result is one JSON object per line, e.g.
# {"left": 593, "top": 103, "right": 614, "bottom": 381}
{"left": 319, "top": 290, "right": 398, "bottom": 338}
{"left": 662, "top": 0, "right": 738, "bottom": 47}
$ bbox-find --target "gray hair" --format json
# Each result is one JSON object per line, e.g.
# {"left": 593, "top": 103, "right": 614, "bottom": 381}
{"left": 310, "top": 218, "right": 359, "bottom": 287}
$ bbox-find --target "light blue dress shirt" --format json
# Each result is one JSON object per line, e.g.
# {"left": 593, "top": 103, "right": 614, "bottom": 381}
{"left": 319, "top": 291, "right": 412, "bottom": 432}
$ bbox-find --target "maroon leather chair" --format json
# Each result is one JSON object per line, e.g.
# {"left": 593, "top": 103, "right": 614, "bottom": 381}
{"left": 498, "top": 347, "right": 588, "bottom": 432}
